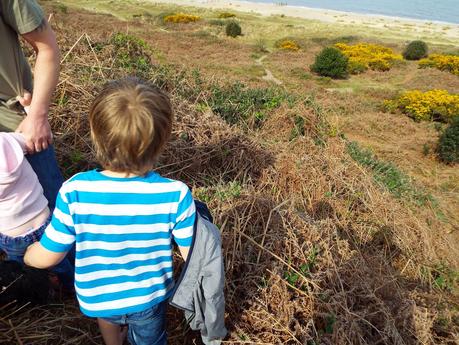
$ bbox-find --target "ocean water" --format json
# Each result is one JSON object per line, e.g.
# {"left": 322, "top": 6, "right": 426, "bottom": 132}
{"left": 251, "top": 0, "right": 459, "bottom": 24}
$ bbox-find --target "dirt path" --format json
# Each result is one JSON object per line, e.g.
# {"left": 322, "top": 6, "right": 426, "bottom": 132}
{"left": 256, "top": 55, "right": 282, "bottom": 85}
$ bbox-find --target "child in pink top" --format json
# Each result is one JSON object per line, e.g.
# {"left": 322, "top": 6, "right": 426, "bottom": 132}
{"left": 0, "top": 132, "right": 74, "bottom": 288}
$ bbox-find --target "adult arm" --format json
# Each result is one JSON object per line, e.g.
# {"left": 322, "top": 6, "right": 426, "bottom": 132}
{"left": 16, "top": 18, "right": 60, "bottom": 154}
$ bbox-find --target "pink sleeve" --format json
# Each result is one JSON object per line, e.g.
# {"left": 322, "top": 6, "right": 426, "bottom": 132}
{"left": 8, "top": 133, "right": 27, "bottom": 153}
{"left": 0, "top": 133, "right": 25, "bottom": 173}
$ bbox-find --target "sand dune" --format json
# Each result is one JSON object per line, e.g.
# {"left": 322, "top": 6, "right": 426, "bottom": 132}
{"left": 150, "top": 0, "right": 459, "bottom": 40}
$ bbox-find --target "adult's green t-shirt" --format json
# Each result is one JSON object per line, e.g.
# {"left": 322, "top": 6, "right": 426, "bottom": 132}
{"left": 0, "top": 0, "right": 44, "bottom": 131}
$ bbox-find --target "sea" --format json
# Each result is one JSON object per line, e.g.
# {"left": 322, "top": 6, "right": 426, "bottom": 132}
{"left": 250, "top": 0, "right": 459, "bottom": 24}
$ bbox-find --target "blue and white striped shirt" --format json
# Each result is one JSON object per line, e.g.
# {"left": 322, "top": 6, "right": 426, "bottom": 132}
{"left": 40, "top": 170, "right": 195, "bottom": 317}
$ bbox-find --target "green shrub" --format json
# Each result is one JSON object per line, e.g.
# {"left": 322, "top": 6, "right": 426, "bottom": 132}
{"left": 311, "top": 47, "right": 348, "bottom": 79}
{"left": 226, "top": 21, "right": 242, "bottom": 38}
{"left": 438, "top": 117, "right": 459, "bottom": 164}
{"left": 208, "top": 82, "right": 290, "bottom": 126}
{"left": 403, "top": 40, "right": 428, "bottom": 60}
{"left": 110, "top": 33, "right": 152, "bottom": 77}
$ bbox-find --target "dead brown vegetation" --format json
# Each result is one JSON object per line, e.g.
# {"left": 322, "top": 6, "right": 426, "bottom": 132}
{"left": 1, "top": 5, "right": 458, "bottom": 345}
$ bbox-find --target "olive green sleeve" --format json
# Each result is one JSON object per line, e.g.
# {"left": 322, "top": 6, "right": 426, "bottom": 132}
{"left": 1, "top": 0, "right": 44, "bottom": 35}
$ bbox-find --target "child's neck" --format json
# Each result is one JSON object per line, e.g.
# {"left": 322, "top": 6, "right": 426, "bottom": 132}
{"left": 101, "top": 170, "right": 139, "bottom": 178}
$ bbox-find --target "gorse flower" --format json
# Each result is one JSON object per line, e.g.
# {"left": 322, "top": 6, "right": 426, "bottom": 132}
{"left": 164, "top": 13, "right": 200, "bottom": 23}
{"left": 419, "top": 54, "right": 459, "bottom": 76}
{"left": 279, "top": 40, "right": 300, "bottom": 51}
{"left": 335, "top": 43, "right": 402, "bottom": 73}
{"left": 385, "top": 89, "right": 459, "bottom": 122}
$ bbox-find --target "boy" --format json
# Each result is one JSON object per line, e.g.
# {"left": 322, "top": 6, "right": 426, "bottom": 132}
{"left": 25, "top": 78, "right": 195, "bottom": 345}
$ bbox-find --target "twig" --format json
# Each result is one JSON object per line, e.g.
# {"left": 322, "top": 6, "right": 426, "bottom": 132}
{"left": 235, "top": 228, "right": 320, "bottom": 292}
{"left": 85, "top": 33, "right": 105, "bottom": 79}
{"left": 9, "top": 320, "right": 23, "bottom": 345}
{"left": 256, "top": 199, "right": 290, "bottom": 264}
{"left": 61, "top": 33, "right": 85, "bottom": 63}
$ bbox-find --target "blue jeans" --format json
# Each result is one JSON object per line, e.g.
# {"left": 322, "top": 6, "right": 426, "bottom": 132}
{"left": 26, "top": 145, "right": 63, "bottom": 210}
{"left": 0, "top": 219, "right": 75, "bottom": 290}
{"left": 101, "top": 302, "right": 167, "bottom": 345}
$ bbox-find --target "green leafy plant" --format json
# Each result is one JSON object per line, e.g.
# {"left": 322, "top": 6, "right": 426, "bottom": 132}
{"left": 346, "top": 141, "right": 434, "bottom": 205}
{"left": 226, "top": 21, "right": 242, "bottom": 38}
{"left": 311, "top": 47, "right": 349, "bottom": 79}
{"left": 403, "top": 40, "right": 428, "bottom": 60}
{"left": 290, "top": 115, "right": 306, "bottom": 140}
{"left": 422, "top": 264, "right": 458, "bottom": 292}
{"left": 284, "top": 247, "right": 318, "bottom": 287}
{"left": 110, "top": 33, "right": 152, "bottom": 77}
{"left": 208, "top": 82, "right": 290, "bottom": 126}
{"left": 438, "top": 117, "right": 459, "bottom": 164}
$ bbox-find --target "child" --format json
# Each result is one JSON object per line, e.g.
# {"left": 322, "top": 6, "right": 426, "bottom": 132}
{"left": 0, "top": 132, "right": 74, "bottom": 288}
{"left": 25, "top": 78, "right": 195, "bottom": 345}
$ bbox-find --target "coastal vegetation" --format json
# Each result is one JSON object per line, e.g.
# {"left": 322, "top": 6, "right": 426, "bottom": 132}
{"left": 335, "top": 42, "right": 403, "bottom": 72}
{"left": 403, "top": 40, "right": 429, "bottom": 60}
{"left": 225, "top": 20, "right": 242, "bottom": 37}
{"left": 419, "top": 53, "right": 459, "bottom": 75}
{"left": 164, "top": 13, "right": 200, "bottom": 23}
{"left": 218, "top": 12, "right": 236, "bottom": 19}
{"left": 311, "top": 47, "right": 349, "bottom": 78}
{"left": 438, "top": 118, "right": 459, "bottom": 163}
{"left": 276, "top": 39, "right": 300, "bottom": 51}
{"left": 1, "top": 1, "right": 458, "bottom": 344}
{"left": 385, "top": 89, "right": 459, "bottom": 122}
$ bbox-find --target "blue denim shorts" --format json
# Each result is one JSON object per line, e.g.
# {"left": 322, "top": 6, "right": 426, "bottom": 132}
{"left": 101, "top": 302, "right": 167, "bottom": 345}
{"left": 0, "top": 218, "right": 75, "bottom": 289}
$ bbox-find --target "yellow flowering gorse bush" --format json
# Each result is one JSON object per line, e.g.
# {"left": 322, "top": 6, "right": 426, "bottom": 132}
{"left": 419, "top": 54, "right": 459, "bottom": 76}
{"left": 384, "top": 89, "right": 459, "bottom": 122}
{"left": 218, "top": 12, "right": 236, "bottom": 18}
{"left": 279, "top": 40, "right": 300, "bottom": 51}
{"left": 335, "top": 43, "right": 402, "bottom": 73}
{"left": 164, "top": 13, "right": 201, "bottom": 23}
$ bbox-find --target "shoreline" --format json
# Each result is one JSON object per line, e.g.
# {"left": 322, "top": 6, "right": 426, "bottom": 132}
{"left": 148, "top": 0, "right": 459, "bottom": 40}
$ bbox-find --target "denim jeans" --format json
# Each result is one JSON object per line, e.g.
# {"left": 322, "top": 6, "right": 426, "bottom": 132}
{"left": 26, "top": 145, "right": 63, "bottom": 211}
{"left": 101, "top": 302, "right": 167, "bottom": 345}
{"left": 0, "top": 219, "right": 75, "bottom": 290}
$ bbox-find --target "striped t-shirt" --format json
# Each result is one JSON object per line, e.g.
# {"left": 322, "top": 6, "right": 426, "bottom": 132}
{"left": 40, "top": 169, "right": 195, "bottom": 317}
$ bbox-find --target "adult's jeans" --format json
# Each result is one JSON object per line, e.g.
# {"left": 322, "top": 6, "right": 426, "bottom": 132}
{"left": 26, "top": 145, "right": 63, "bottom": 210}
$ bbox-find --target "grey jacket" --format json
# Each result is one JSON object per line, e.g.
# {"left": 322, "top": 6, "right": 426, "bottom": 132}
{"left": 169, "top": 211, "right": 227, "bottom": 345}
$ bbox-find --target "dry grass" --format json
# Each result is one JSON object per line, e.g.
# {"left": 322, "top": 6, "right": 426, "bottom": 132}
{"left": 1, "top": 4, "right": 458, "bottom": 345}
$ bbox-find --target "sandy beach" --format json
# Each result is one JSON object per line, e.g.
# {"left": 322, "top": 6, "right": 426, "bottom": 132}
{"left": 149, "top": 0, "right": 459, "bottom": 40}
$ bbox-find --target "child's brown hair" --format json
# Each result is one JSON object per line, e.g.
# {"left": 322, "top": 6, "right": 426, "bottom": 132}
{"left": 89, "top": 78, "right": 172, "bottom": 175}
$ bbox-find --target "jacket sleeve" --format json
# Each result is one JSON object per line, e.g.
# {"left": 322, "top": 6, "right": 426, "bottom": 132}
{"left": 200, "top": 231, "right": 227, "bottom": 344}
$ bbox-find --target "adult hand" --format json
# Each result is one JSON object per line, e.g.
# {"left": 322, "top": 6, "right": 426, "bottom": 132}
{"left": 17, "top": 90, "right": 32, "bottom": 115}
{"left": 16, "top": 113, "right": 53, "bottom": 154}
{"left": 18, "top": 18, "right": 60, "bottom": 155}
{"left": 17, "top": 91, "right": 32, "bottom": 107}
